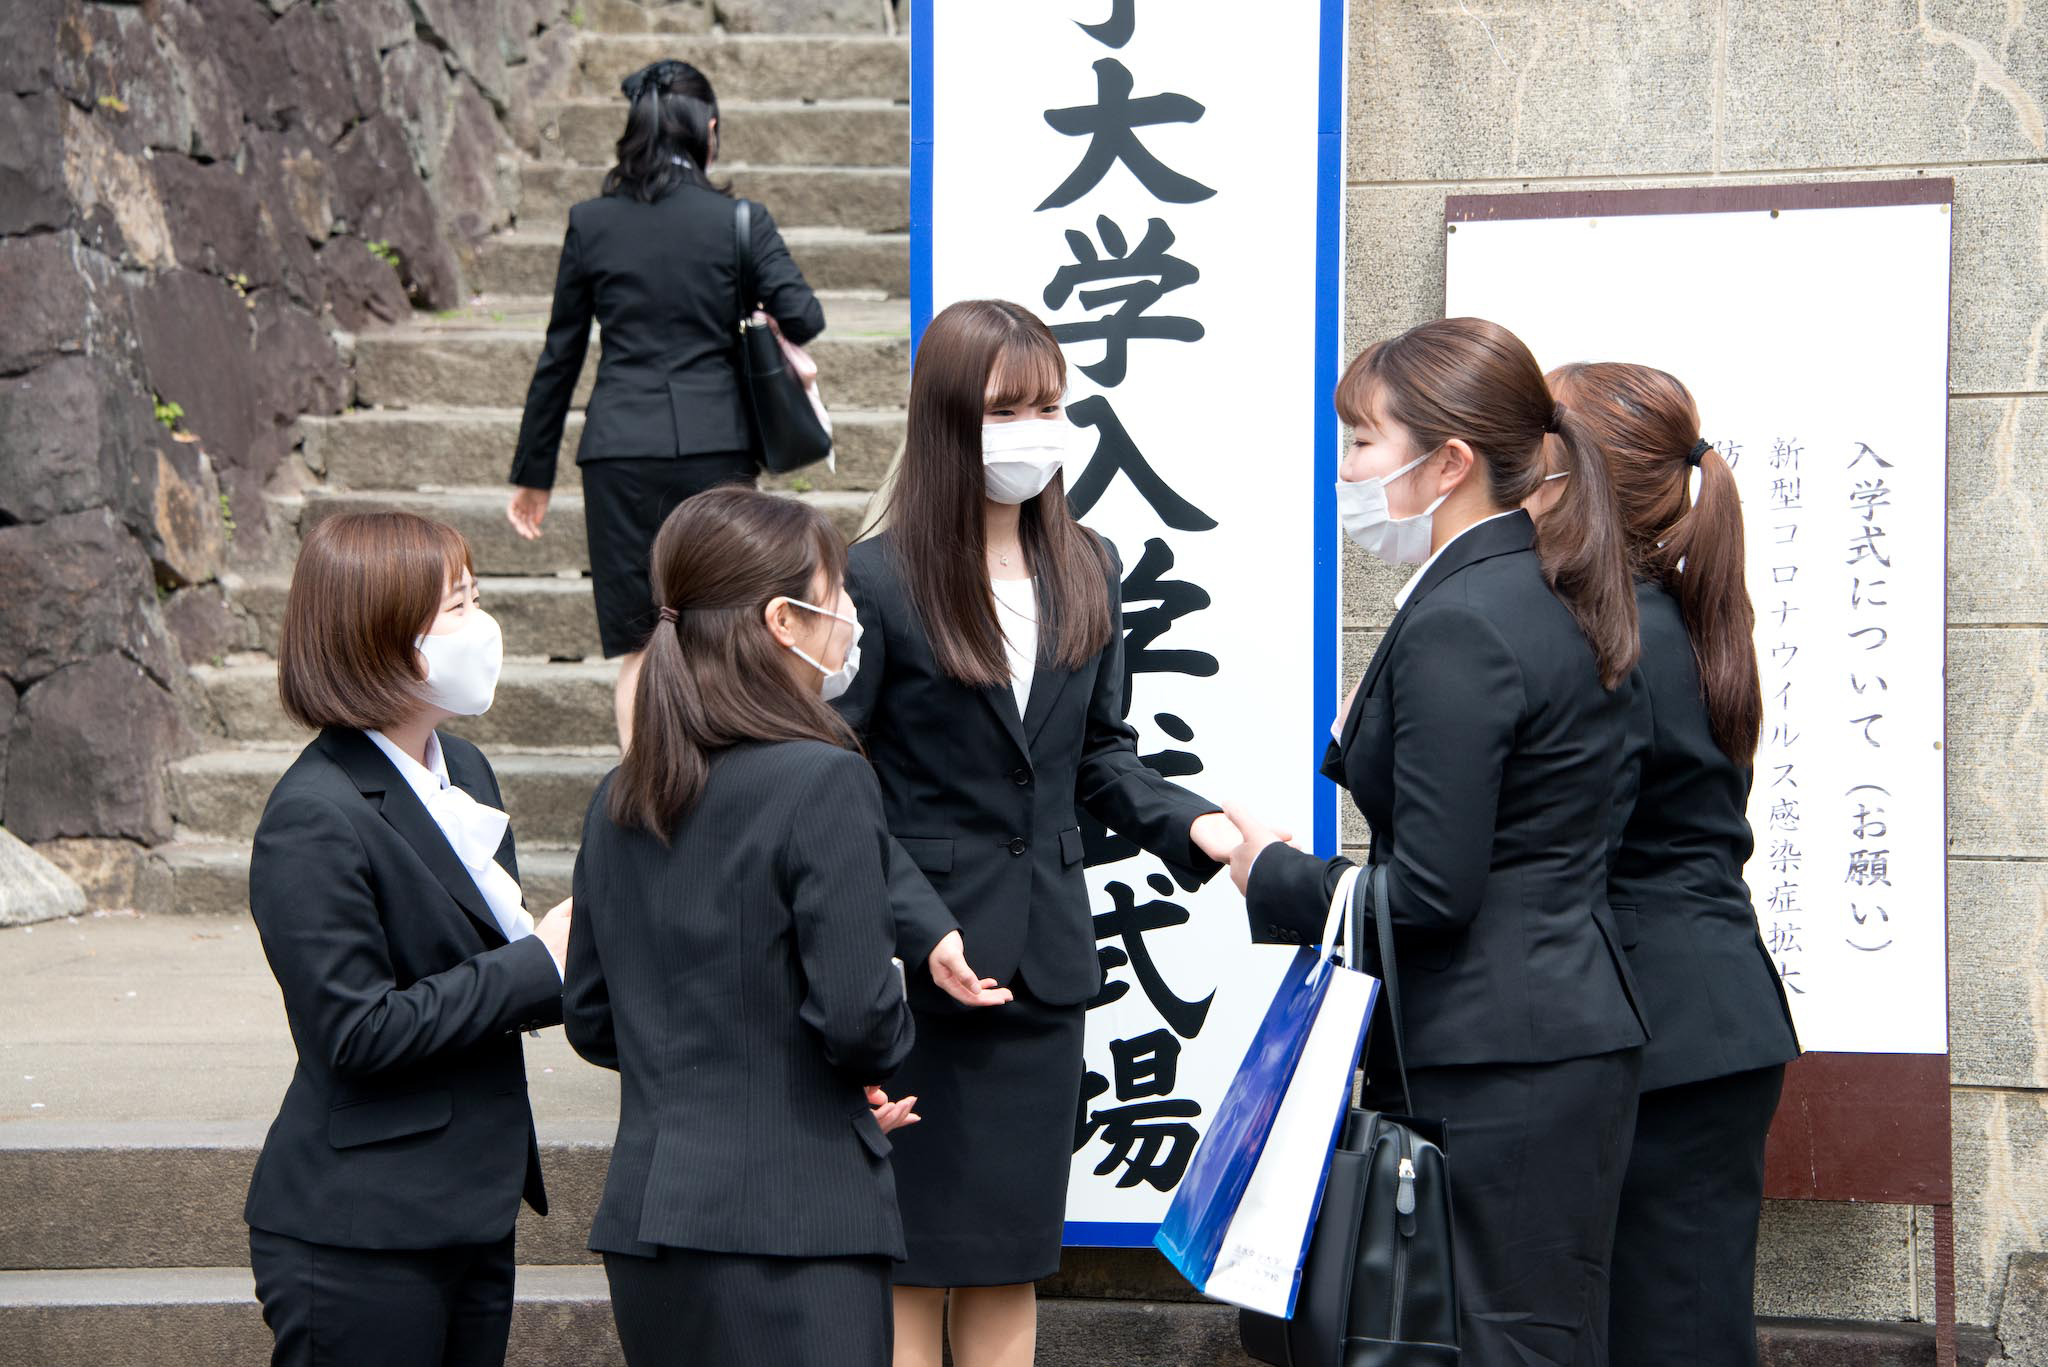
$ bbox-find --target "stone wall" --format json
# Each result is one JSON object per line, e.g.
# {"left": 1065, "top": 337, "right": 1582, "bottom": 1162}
{"left": 1337, "top": 0, "right": 2048, "bottom": 1344}
{"left": 0, "top": 0, "right": 578, "bottom": 899}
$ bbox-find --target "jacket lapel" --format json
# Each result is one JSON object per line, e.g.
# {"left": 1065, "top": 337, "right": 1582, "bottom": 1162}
{"left": 1339, "top": 511, "right": 1538, "bottom": 751}
{"left": 319, "top": 728, "right": 507, "bottom": 947}
{"left": 1021, "top": 658, "right": 1076, "bottom": 750}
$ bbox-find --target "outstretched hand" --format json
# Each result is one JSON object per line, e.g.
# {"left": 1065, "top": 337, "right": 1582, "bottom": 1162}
{"left": 928, "top": 930, "right": 1014, "bottom": 1008}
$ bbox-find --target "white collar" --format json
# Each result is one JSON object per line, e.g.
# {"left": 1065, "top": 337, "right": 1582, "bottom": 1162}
{"left": 1393, "top": 511, "right": 1521, "bottom": 611}
{"left": 365, "top": 729, "right": 450, "bottom": 806}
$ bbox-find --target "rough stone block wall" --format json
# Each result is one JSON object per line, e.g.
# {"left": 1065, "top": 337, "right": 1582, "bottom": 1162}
{"left": 0, "top": 0, "right": 579, "bottom": 898}
{"left": 1338, "top": 0, "right": 2047, "bottom": 1343}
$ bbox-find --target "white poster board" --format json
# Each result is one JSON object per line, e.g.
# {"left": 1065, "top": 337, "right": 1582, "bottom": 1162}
{"left": 1444, "top": 183, "right": 1952, "bottom": 1056}
{"left": 913, "top": 0, "right": 1349, "bottom": 1241}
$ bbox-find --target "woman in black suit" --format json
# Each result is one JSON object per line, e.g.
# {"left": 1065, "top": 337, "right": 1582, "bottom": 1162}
{"left": 1225, "top": 318, "right": 1648, "bottom": 1367}
{"left": 244, "top": 511, "right": 572, "bottom": 1367}
{"left": 507, "top": 58, "right": 824, "bottom": 747}
{"left": 1539, "top": 363, "right": 1800, "bottom": 1367}
{"left": 564, "top": 486, "right": 917, "bottom": 1367}
{"left": 836, "top": 299, "right": 1244, "bottom": 1367}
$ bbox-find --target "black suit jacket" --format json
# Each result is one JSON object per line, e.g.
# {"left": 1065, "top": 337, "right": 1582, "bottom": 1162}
{"left": 1248, "top": 512, "right": 1648, "bottom": 1068}
{"left": 563, "top": 741, "right": 914, "bottom": 1260}
{"left": 834, "top": 533, "right": 1222, "bottom": 1008}
{"left": 243, "top": 728, "right": 565, "bottom": 1250}
{"left": 1611, "top": 582, "right": 1800, "bottom": 1092}
{"left": 509, "top": 187, "right": 825, "bottom": 488}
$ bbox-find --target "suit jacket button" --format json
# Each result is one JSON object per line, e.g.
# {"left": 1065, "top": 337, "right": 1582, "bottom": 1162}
{"left": 1012, "top": 768, "right": 1031, "bottom": 786}
{"left": 1008, "top": 837, "right": 1028, "bottom": 856}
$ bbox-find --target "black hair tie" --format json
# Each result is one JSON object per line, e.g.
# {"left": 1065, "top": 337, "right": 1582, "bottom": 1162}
{"left": 1687, "top": 438, "right": 1712, "bottom": 467}
{"left": 621, "top": 58, "right": 686, "bottom": 103}
{"left": 1543, "top": 404, "right": 1563, "bottom": 435}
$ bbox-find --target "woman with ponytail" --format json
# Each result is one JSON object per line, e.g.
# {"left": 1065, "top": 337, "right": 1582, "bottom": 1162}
{"left": 1540, "top": 363, "right": 1799, "bottom": 1367}
{"left": 563, "top": 487, "right": 916, "bottom": 1367}
{"left": 1224, "top": 318, "right": 1648, "bottom": 1367}
{"left": 509, "top": 59, "right": 825, "bottom": 748}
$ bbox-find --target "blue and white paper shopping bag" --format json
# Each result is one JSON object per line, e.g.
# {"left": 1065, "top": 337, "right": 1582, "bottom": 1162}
{"left": 1154, "top": 865, "right": 1378, "bottom": 1319}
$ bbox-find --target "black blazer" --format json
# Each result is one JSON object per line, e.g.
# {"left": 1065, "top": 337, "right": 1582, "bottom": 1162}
{"left": 1611, "top": 582, "right": 1800, "bottom": 1093}
{"left": 1248, "top": 512, "right": 1648, "bottom": 1068}
{"left": 509, "top": 187, "right": 825, "bottom": 488}
{"left": 563, "top": 740, "right": 914, "bottom": 1261}
{"left": 834, "top": 533, "right": 1222, "bottom": 1008}
{"left": 243, "top": 728, "right": 565, "bottom": 1250}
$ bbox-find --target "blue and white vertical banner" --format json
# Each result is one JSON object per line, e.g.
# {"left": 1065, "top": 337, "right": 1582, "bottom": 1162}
{"left": 913, "top": 0, "right": 1349, "bottom": 1245}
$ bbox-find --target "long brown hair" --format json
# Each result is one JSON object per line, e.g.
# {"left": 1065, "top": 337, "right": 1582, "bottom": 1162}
{"left": 1337, "top": 317, "right": 1639, "bottom": 687}
{"left": 277, "top": 511, "right": 471, "bottom": 732}
{"left": 875, "top": 299, "right": 1113, "bottom": 688}
{"left": 609, "top": 487, "right": 859, "bottom": 838}
{"left": 1549, "top": 362, "right": 1761, "bottom": 759}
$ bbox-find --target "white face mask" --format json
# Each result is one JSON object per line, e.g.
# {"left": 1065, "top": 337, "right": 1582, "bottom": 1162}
{"left": 981, "top": 419, "right": 1074, "bottom": 504}
{"left": 782, "top": 597, "right": 862, "bottom": 703}
{"left": 417, "top": 609, "right": 503, "bottom": 716}
{"left": 1335, "top": 450, "right": 1449, "bottom": 566}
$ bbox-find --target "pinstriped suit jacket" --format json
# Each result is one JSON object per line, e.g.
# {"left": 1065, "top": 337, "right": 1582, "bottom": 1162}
{"left": 565, "top": 739, "right": 914, "bottom": 1260}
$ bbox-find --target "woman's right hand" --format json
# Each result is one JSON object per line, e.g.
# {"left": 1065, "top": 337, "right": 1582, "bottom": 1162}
{"left": 867, "top": 1085, "right": 920, "bottom": 1134}
{"left": 929, "top": 930, "right": 1014, "bottom": 1008}
{"left": 535, "top": 897, "right": 572, "bottom": 976}
{"left": 508, "top": 486, "right": 551, "bottom": 540}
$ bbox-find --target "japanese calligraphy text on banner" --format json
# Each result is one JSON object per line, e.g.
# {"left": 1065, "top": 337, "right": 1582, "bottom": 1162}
{"left": 912, "top": 0, "right": 1350, "bottom": 1244}
{"left": 1444, "top": 189, "right": 1951, "bottom": 1056}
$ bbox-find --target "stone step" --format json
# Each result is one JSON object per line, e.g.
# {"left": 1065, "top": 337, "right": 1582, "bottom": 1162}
{"left": 353, "top": 322, "right": 909, "bottom": 412}
{"left": 581, "top": 0, "right": 709, "bottom": 36}
{"left": 538, "top": 97, "right": 906, "bottom": 168}
{"left": 301, "top": 406, "right": 903, "bottom": 495}
{"left": 410, "top": 291, "right": 909, "bottom": 338}
{"left": 279, "top": 486, "right": 878, "bottom": 577}
{"left": 0, "top": 1266, "right": 1243, "bottom": 1367}
{"left": 228, "top": 572, "right": 608, "bottom": 661}
{"left": 171, "top": 746, "right": 611, "bottom": 845}
{"left": 470, "top": 227, "right": 909, "bottom": 297}
{"left": 192, "top": 658, "right": 622, "bottom": 749}
{"left": 154, "top": 838, "right": 578, "bottom": 920}
{"left": 573, "top": 33, "right": 907, "bottom": 102}
{"left": 518, "top": 162, "right": 908, "bottom": 232}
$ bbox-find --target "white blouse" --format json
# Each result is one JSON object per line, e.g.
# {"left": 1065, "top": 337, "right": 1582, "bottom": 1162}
{"left": 991, "top": 576, "right": 1039, "bottom": 714}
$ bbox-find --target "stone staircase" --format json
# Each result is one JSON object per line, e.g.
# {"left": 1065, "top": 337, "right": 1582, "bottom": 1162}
{"left": 158, "top": 27, "right": 914, "bottom": 929}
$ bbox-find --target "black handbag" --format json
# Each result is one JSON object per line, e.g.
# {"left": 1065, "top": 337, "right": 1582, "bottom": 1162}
{"left": 1240, "top": 863, "right": 1461, "bottom": 1367}
{"left": 731, "top": 200, "right": 833, "bottom": 475}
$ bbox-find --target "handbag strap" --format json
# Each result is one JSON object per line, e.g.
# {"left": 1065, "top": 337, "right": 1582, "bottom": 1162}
{"left": 731, "top": 198, "right": 755, "bottom": 328}
{"left": 1318, "top": 864, "right": 1362, "bottom": 966}
{"left": 1356, "top": 863, "right": 1414, "bottom": 1116}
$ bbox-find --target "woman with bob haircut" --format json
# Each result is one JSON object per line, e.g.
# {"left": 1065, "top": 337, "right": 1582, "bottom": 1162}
{"left": 564, "top": 486, "right": 916, "bottom": 1367}
{"left": 243, "top": 509, "right": 572, "bottom": 1367}
{"left": 833, "top": 298, "right": 1244, "bottom": 1367}
{"left": 1226, "top": 318, "right": 1648, "bottom": 1367}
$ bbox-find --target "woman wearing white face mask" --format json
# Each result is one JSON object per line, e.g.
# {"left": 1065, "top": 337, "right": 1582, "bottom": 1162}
{"left": 564, "top": 487, "right": 915, "bottom": 1367}
{"left": 1224, "top": 319, "right": 1647, "bottom": 1367}
{"left": 245, "top": 511, "right": 572, "bottom": 1367}
{"left": 832, "top": 299, "right": 1246, "bottom": 1367}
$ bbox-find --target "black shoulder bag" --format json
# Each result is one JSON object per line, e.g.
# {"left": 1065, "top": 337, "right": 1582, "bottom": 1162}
{"left": 732, "top": 200, "right": 832, "bottom": 475}
{"left": 1240, "top": 862, "right": 1461, "bottom": 1367}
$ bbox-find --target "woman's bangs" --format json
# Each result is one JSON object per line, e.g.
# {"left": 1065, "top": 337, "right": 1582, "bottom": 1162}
{"left": 986, "top": 340, "right": 1066, "bottom": 411}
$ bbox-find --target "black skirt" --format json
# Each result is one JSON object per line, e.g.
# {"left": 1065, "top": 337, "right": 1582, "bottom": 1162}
{"left": 582, "top": 452, "right": 757, "bottom": 658}
{"left": 886, "top": 982, "right": 1086, "bottom": 1287}
{"left": 603, "top": 1246, "right": 893, "bottom": 1367}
